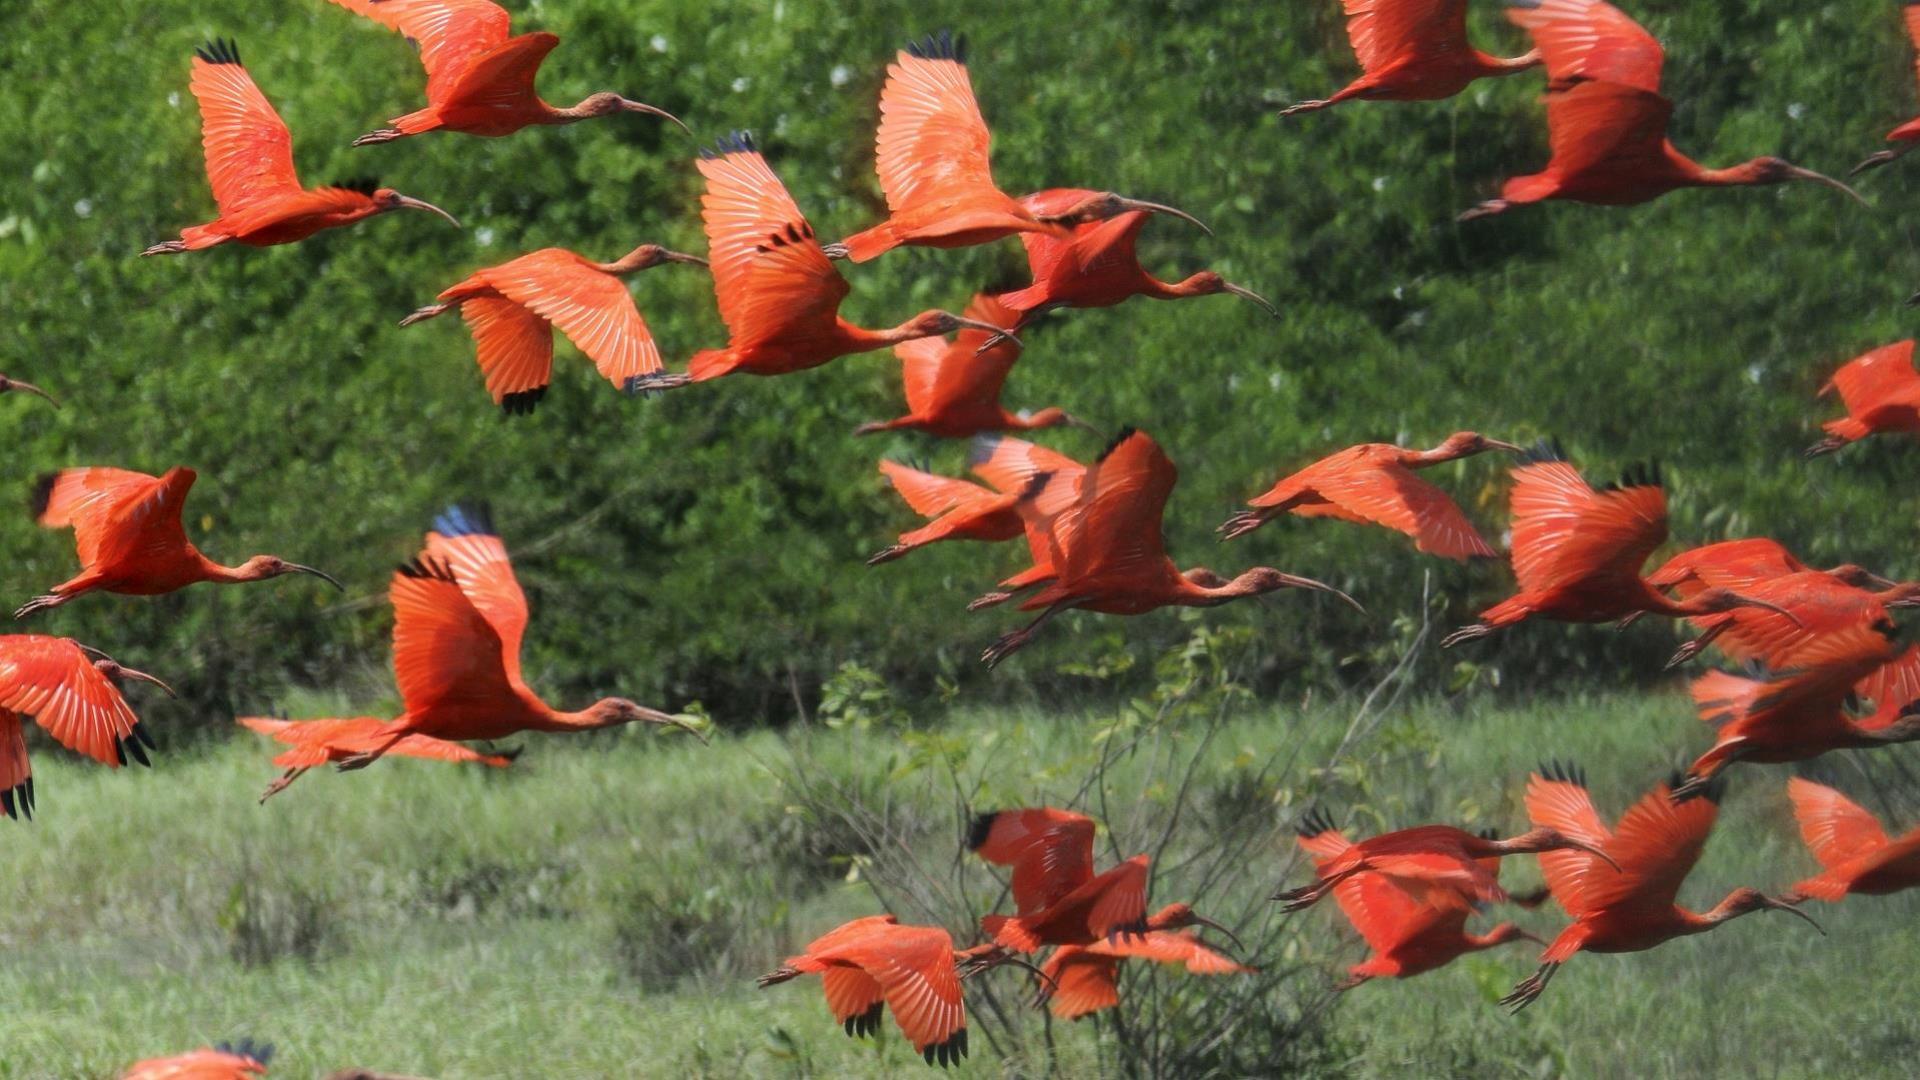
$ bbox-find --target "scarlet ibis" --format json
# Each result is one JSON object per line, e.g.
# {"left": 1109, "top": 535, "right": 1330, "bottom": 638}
{"left": 826, "top": 33, "right": 1206, "bottom": 263}
{"left": 628, "top": 133, "right": 1015, "bottom": 390}
{"left": 994, "top": 189, "right": 1271, "bottom": 328}
{"left": 1643, "top": 538, "right": 1895, "bottom": 596}
{"left": 17, "top": 467, "right": 342, "bottom": 619}
{"left": 869, "top": 460, "right": 1028, "bottom": 566}
{"left": 0, "top": 636, "right": 173, "bottom": 823}
{"left": 982, "top": 853, "right": 1242, "bottom": 954}
{"left": 968, "top": 806, "right": 1099, "bottom": 914}
{"left": 143, "top": 40, "right": 458, "bottom": 255}
{"left": 756, "top": 915, "right": 1048, "bottom": 1068}
{"left": 0, "top": 374, "right": 57, "bottom": 408}
{"left": 1275, "top": 814, "right": 1617, "bottom": 913}
{"left": 1680, "top": 624, "right": 1920, "bottom": 799}
{"left": 980, "top": 428, "right": 1361, "bottom": 668}
{"left": 1501, "top": 762, "right": 1821, "bottom": 1012}
{"left": 239, "top": 716, "right": 516, "bottom": 803}
{"left": 1281, "top": 0, "right": 1542, "bottom": 116}
{"left": 1219, "top": 432, "right": 1520, "bottom": 558}
{"left": 1037, "top": 931, "right": 1252, "bottom": 1020}
{"left": 1805, "top": 340, "right": 1920, "bottom": 458}
{"left": 958, "top": 435, "right": 1089, "bottom": 610}
{"left": 856, "top": 293, "right": 1088, "bottom": 437}
{"left": 123, "top": 1040, "right": 272, "bottom": 1080}
{"left": 1440, "top": 442, "right": 1799, "bottom": 648}
{"left": 1852, "top": 4, "right": 1920, "bottom": 175}
{"left": 1784, "top": 777, "right": 1920, "bottom": 903}
{"left": 399, "top": 243, "right": 706, "bottom": 414}
{"left": 1458, "top": 0, "right": 1861, "bottom": 221}
{"left": 256, "top": 505, "right": 702, "bottom": 792}
{"left": 1294, "top": 810, "right": 1545, "bottom": 988}
{"left": 1656, "top": 562, "right": 1919, "bottom": 671}
{"left": 323, "top": 0, "right": 686, "bottom": 144}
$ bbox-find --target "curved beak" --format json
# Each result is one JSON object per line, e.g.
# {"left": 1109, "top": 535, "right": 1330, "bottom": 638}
{"left": 1571, "top": 838, "right": 1623, "bottom": 873}
{"left": 394, "top": 195, "right": 461, "bottom": 228}
{"left": 285, "top": 563, "right": 345, "bottom": 591}
{"left": 2, "top": 378, "right": 59, "bottom": 408}
{"left": 962, "top": 319, "right": 1023, "bottom": 352}
{"left": 1730, "top": 594, "right": 1806, "bottom": 627}
{"left": 1764, "top": 896, "right": 1826, "bottom": 935}
{"left": 621, "top": 98, "right": 691, "bottom": 134}
{"left": 1113, "top": 197, "right": 1211, "bottom": 235}
{"left": 655, "top": 711, "right": 712, "bottom": 745}
{"left": 1279, "top": 572, "right": 1366, "bottom": 614}
{"left": 1191, "top": 914, "right": 1245, "bottom": 952}
{"left": 110, "top": 663, "right": 177, "bottom": 699}
{"left": 1221, "top": 282, "right": 1278, "bottom": 318}
{"left": 659, "top": 249, "right": 709, "bottom": 267}
{"left": 1482, "top": 438, "right": 1525, "bottom": 454}
{"left": 1785, "top": 165, "right": 1869, "bottom": 207}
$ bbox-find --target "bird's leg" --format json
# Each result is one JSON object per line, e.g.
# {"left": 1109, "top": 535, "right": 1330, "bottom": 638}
{"left": 1803, "top": 436, "right": 1848, "bottom": 459}
{"left": 1216, "top": 509, "right": 1272, "bottom": 542}
{"left": 13, "top": 593, "right": 71, "bottom": 620}
{"left": 1440, "top": 622, "right": 1496, "bottom": 649}
{"left": 1664, "top": 618, "right": 1731, "bottom": 671}
{"left": 1331, "top": 972, "right": 1371, "bottom": 993}
{"left": 1851, "top": 142, "right": 1917, "bottom": 177}
{"left": 624, "top": 372, "right": 692, "bottom": 395}
{"left": 398, "top": 302, "right": 453, "bottom": 327}
{"left": 352, "top": 127, "right": 406, "bottom": 147}
{"left": 1278, "top": 98, "right": 1333, "bottom": 117}
{"left": 1498, "top": 961, "right": 1559, "bottom": 1013}
{"left": 1273, "top": 867, "right": 1356, "bottom": 911}
{"left": 1614, "top": 611, "right": 1646, "bottom": 631}
{"left": 820, "top": 242, "right": 851, "bottom": 261}
{"left": 981, "top": 603, "right": 1067, "bottom": 669}
{"left": 866, "top": 543, "right": 910, "bottom": 567}
{"left": 140, "top": 240, "right": 189, "bottom": 257}
{"left": 258, "top": 767, "right": 308, "bottom": 804}
{"left": 968, "top": 590, "right": 1015, "bottom": 611}
{"left": 336, "top": 733, "right": 405, "bottom": 772}
{"left": 1456, "top": 199, "right": 1511, "bottom": 223}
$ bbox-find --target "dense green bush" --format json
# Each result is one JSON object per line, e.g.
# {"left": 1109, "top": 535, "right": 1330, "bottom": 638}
{"left": 3, "top": 0, "right": 1915, "bottom": 726}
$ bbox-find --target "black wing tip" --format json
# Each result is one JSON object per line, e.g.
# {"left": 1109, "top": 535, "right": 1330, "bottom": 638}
{"left": 328, "top": 177, "right": 382, "bottom": 197}
{"left": 1, "top": 779, "right": 31, "bottom": 822}
{"left": 700, "top": 130, "right": 757, "bottom": 160}
{"left": 214, "top": 1039, "right": 275, "bottom": 1065}
{"left": 1539, "top": 758, "right": 1589, "bottom": 789}
{"left": 500, "top": 386, "right": 547, "bottom": 416}
{"left": 1519, "top": 438, "right": 1566, "bottom": 465}
{"left": 28, "top": 471, "right": 57, "bottom": 521}
{"left": 906, "top": 29, "right": 968, "bottom": 65}
{"left": 844, "top": 1001, "right": 885, "bottom": 1039}
{"left": 396, "top": 555, "right": 457, "bottom": 583}
{"left": 432, "top": 503, "right": 496, "bottom": 540}
{"left": 965, "top": 810, "right": 998, "bottom": 851}
{"left": 1294, "top": 806, "right": 1337, "bottom": 839}
{"left": 195, "top": 38, "right": 242, "bottom": 66}
{"left": 1095, "top": 425, "right": 1139, "bottom": 464}
{"left": 922, "top": 1028, "right": 969, "bottom": 1067}
{"left": 1600, "top": 460, "right": 1663, "bottom": 493}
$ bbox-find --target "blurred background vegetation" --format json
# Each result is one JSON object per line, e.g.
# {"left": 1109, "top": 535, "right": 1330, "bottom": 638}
{"left": 2, "top": 0, "right": 1915, "bottom": 729}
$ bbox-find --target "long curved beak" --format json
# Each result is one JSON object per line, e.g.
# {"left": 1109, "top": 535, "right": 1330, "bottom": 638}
{"left": 394, "top": 195, "right": 461, "bottom": 228}
{"left": 1483, "top": 438, "right": 1525, "bottom": 454}
{"left": 3, "top": 378, "right": 59, "bottom": 408}
{"left": 1279, "top": 573, "right": 1366, "bottom": 614}
{"left": 112, "top": 664, "right": 178, "bottom": 699}
{"left": 1572, "top": 839, "right": 1623, "bottom": 873}
{"left": 285, "top": 563, "right": 345, "bottom": 591}
{"left": 621, "top": 98, "right": 691, "bottom": 134}
{"left": 962, "top": 319, "right": 1023, "bottom": 352}
{"left": 1221, "top": 282, "right": 1278, "bottom": 317}
{"left": 1786, "top": 166, "right": 1869, "bottom": 207}
{"left": 1191, "top": 914, "right": 1244, "bottom": 952}
{"left": 1765, "top": 896, "right": 1826, "bottom": 935}
{"left": 1114, "top": 197, "right": 1211, "bottom": 235}
{"left": 1731, "top": 594, "right": 1806, "bottom": 627}
{"left": 660, "top": 249, "right": 709, "bottom": 267}
{"left": 653, "top": 711, "right": 712, "bottom": 745}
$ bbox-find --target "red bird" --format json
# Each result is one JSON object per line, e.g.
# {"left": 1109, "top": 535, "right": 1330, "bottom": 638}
{"left": 239, "top": 716, "right": 516, "bottom": 803}
{"left": 122, "top": 1040, "right": 272, "bottom": 1080}
{"left": 1441, "top": 442, "right": 1798, "bottom": 648}
{"left": 1805, "top": 340, "right": 1920, "bottom": 458}
{"left": 0, "top": 636, "right": 173, "bottom": 823}
{"left": 1643, "top": 538, "right": 1893, "bottom": 598}
{"left": 1852, "top": 4, "right": 1920, "bottom": 175}
{"left": 252, "top": 506, "right": 702, "bottom": 792}
{"left": 18, "top": 467, "right": 342, "bottom": 618}
{"left": 143, "top": 40, "right": 458, "bottom": 255}
{"left": 1785, "top": 777, "right": 1920, "bottom": 903}
{"left": 1275, "top": 814, "right": 1616, "bottom": 913}
{"left": 1458, "top": 0, "right": 1860, "bottom": 220}
{"left": 827, "top": 32, "right": 1202, "bottom": 263}
{"left": 1037, "top": 931, "right": 1252, "bottom": 1020}
{"left": 756, "top": 915, "right": 1045, "bottom": 1069}
{"left": 1294, "top": 809, "right": 1545, "bottom": 989}
{"left": 1502, "top": 763, "right": 1820, "bottom": 1011}
{"left": 1281, "top": 0, "right": 1542, "bottom": 116}
{"left": 323, "top": 0, "right": 686, "bottom": 144}
{"left": 981, "top": 428, "right": 1361, "bottom": 668}
{"left": 855, "top": 293, "right": 1088, "bottom": 437}
{"left": 630, "top": 133, "right": 1015, "bottom": 389}
{"left": 994, "top": 189, "right": 1270, "bottom": 328}
{"left": 399, "top": 243, "right": 707, "bottom": 414}
{"left": 955, "top": 436, "right": 1089, "bottom": 609}
{"left": 1219, "top": 431, "right": 1521, "bottom": 558}
{"left": 869, "top": 460, "right": 1031, "bottom": 566}
{"left": 0, "top": 373, "right": 57, "bottom": 408}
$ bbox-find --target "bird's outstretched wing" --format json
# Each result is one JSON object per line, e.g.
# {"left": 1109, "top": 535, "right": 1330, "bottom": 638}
{"left": 1055, "top": 429, "right": 1178, "bottom": 585}
{"left": 1308, "top": 460, "right": 1496, "bottom": 560}
{"left": 389, "top": 556, "right": 519, "bottom": 719}
{"left": 698, "top": 133, "right": 847, "bottom": 351}
{"left": 325, "top": 0, "right": 514, "bottom": 102}
{"left": 969, "top": 806, "right": 1097, "bottom": 914}
{"left": 1507, "top": 0, "right": 1665, "bottom": 92}
{"left": 1509, "top": 450, "right": 1665, "bottom": 593}
{"left": 33, "top": 466, "right": 194, "bottom": 571}
{"left": 1523, "top": 761, "right": 1615, "bottom": 917}
{"left": 1822, "top": 341, "right": 1920, "bottom": 418}
{"left": 1343, "top": 0, "right": 1473, "bottom": 72}
{"left": 1645, "top": 538, "right": 1805, "bottom": 591}
{"left": 423, "top": 505, "right": 530, "bottom": 684}
{"left": 189, "top": 41, "right": 302, "bottom": 214}
{"left": 486, "top": 250, "right": 663, "bottom": 389}
{"left": 875, "top": 32, "right": 998, "bottom": 214}
{"left": 1581, "top": 779, "right": 1717, "bottom": 916}
{"left": 1787, "top": 777, "right": 1889, "bottom": 871}
{"left": 0, "top": 635, "right": 147, "bottom": 767}
{"left": 459, "top": 294, "right": 555, "bottom": 410}
{"left": 818, "top": 926, "right": 968, "bottom": 1059}
{"left": 879, "top": 462, "right": 995, "bottom": 520}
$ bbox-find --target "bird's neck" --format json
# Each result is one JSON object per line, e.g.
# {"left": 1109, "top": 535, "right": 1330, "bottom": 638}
{"left": 541, "top": 99, "right": 596, "bottom": 125}
{"left": 1688, "top": 158, "right": 1767, "bottom": 189}
{"left": 1405, "top": 442, "right": 1470, "bottom": 468}
{"left": 1475, "top": 48, "right": 1543, "bottom": 76}
{"left": 1175, "top": 569, "right": 1265, "bottom": 606}
{"left": 1465, "top": 923, "right": 1523, "bottom": 950}
{"left": 849, "top": 318, "right": 932, "bottom": 352}
{"left": 593, "top": 245, "right": 656, "bottom": 275}
{"left": 198, "top": 552, "right": 257, "bottom": 584}
{"left": 533, "top": 705, "right": 611, "bottom": 733}
{"left": 1688, "top": 894, "right": 1755, "bottom": 932}
{"left": 1144, "top": 272, "right": 1211, "bottom": 301}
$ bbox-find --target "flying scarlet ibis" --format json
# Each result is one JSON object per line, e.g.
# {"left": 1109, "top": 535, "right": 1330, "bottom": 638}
{"left": 869, "top": 460, "right": 1029, "bottom": 566}
{"left": 322, "top": 0, "right": 686, "bottom": 144}
{"left": 628, "top": 132, "right": 1015, "bottom": 390}
{"left": 1784, "top": 777, "right": 1920, "bottom": 903}
{"left": 993, "top": 188, "right": 1271, "bottom": 328}
{"left": 826, "top": 32, "right": 1205, "bottom": 263}
{"left": 1281, "top": 0, "right": 1542, "bottom": 116}
{"left": 980, "top": 428, "right": 1362, "bottom": 668}
{"left": 0, "top": 374, "right": 57, "bottom": 408}
{"left": 1275, "top": 813, "right": 1617, "bottom": 913}
{"left": 239, "top": 716, "right": 517, "bottom": 803}
{"left": 756, "top": 915, "right": 1048, "bottom": 1068}
{"left": 1653, "top": 554, "right": 1919, "bottom": 671}
{"left": 17, "top": 467, "right": 342, "bottom": 619}
{"left": 1851, "top": 4, "right": 1920, "bottom": 175}
{"left": 143, "top": 40, "right": 458, "bottom": 255}
{"left": 1440, "top": 442, "right": 1799, "bottom": 648}
{"left": 1805, "top": 340, "right": 1920, "bottom": 458}
{"left": 0, "top": 636, "right": 173, "bottom": 823}
{"left": 1458, "top": 0, "right": 1861, "bottom": 221}
{"left": 1501, "top": 762, "right": 1820, "bottom": 1011}
{"left": 256, "top": 505, "right": 702, "bottom": 793}
{"left": 1219, "top": 431, "right": 1520, "bottom": 558}
{"left": 399, "top": 243, "right": 706, "bottom": 414}
{"left": 123, "top": 1040, "right": 273, "bottom": 1080}
{"left": 955, "top": 435, "right": 1089, "bottom": 609}
{"left": 1293, "top": 809, "right": 1545, "bottom": 988}
{"left": 855, "top": 293, "right": 1088, "bottom": 437}
{"left": 1037, "top": 931, "right": 1252, "bottom": 1020}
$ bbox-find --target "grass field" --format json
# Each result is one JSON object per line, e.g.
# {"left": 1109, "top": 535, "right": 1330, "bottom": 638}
{"left": 4, "top": 680, "right": 1917, "bottom": 1078}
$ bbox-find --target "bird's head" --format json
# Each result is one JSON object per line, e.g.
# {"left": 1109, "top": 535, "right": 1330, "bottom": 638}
{"left": 1226, "top": 568, "right": 1366, "bottom": 613}
{"left": 1440, "top": 431, "right": 1525, "bottom": 456}
{"left": 1179, "top": 271, "right": 1279, "bottom": 316}
{"left": 575, "top": 91, "right": 690, "bottom": 132}
{"left": 1825, "top": 564, "right": 1897, "bottom": 591}
{"left": 1036, "top": 191, "right": 1211, "bottom": 233}
{"left": 1876, "top": 581, "right": 1920, "bottom": 609}
{"left": 239, "top": 555, "right": 345, "bottom": 590}
{"left": 1717, "top": 887, "right": 1825, "bottom": 933}
{"left": 374, "top": 189, "right": 462, "bottom": 228}
{"left": 907, "top": 309, "right": 1021, "bottom": 346}
{"left": 1739, "top": 158, "right": 1867, "bottom": 206}
{"left": 585, "top": 697, "right": 711, "bottom": 742}
{"left": 1149, "top": 902, "right": 1244, "bottom": 951}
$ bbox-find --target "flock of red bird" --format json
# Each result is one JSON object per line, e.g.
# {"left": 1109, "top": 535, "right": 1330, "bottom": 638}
{"left": 10, "top": 0, "right": 1920, "bottom": 1073}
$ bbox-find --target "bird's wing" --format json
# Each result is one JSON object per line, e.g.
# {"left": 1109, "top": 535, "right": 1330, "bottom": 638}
{"left": 1506, "top": 0, "right": 1665, "bottom": 92}
{"left": 1858, "top": 645, "right": 1920, "bottom": 728}
{"left": 802, "top": 914, "right": 902, "bottom": 954}
{"left": 1084, "top": 857, "right": 1152, "bottom": 937}
{"left": 878, "top": 461, "right": 996, "bottom": 520}
{"left": 1788, "top": 777, "right": 1889, "bottom": 872}
{"left": 1015, "top": 189, "right": 1104, "bottom": 283}
{"left": 1343, "top": 0, "right": 1472, "bottom": 72}
{"left": 698, "top": 137, "right": 848, "bottom": 350}
{"left": 1509, "top": 456, "right": 1665, "bottom": 593}
{"left": 389, "top": 558, "right": 520, "bottom": 718}
{"left": 1538, "top": 81, "right": 1677, "bottom": 182}
{"left": 459, "top": 294, "right": 556, "bottom": 406}
{"left": 1908, "top": 4, "right": 1920, "bottom": 94}
{"left": 969, "top": 435, "right": 1085, "bottom": 494}
{"left": 441, "top": 31, "right": 560, "bottom": 109}
{"left": 0, "top": 636, "right": 143, "bottom": 767}
{"left": 1581, "top": 780, "right": 1717, "bottom": 915}
{"left": 189, "top": 45, "right": 302, "bottom": 214}
{"left": 1701, "top": 578, "right": 1884, "bottom": 671}
{"left": 1058, "top": 429, "right": 1179, "bottom": 584}
{"left": 823, "top": 927, "right": 967, "bottom": 1056}
{"left": 1524, "top": 765, "right": 1614, "bottom": 918}
{"left": 486, "top": 249, "right": 662, "bottom": 387}
{"left": 1646, "top": 538, "right": 1805, "bottom": 591}
{"left": 938, "top": 293, "right": 1023, "bottom": 402}
{"left": 1335, "top": 869, "right": 1444, "bottom": 954}
{"left": 892, "top": 337, "right": 949, "bottom": 415}
{"left": 34, "top": 466, "right": 180, "bottom": 569}
{"left": 874, "top": 36, "right": 999, "bottom": 214}
{"left": 422, "top": 506, "right": 529, "bottom": 685}
{"left": 821, "top": 965, "right": 887, "bottom": 1031}
{"left": 971, "top": 806, "right": 1097, "bottom": 914}
{"left": 1825, "top": 341, "right": 1920, "bottom": 419}
{"left": 1084, "top": 929, "right": 1251, "bottom": 974}
{"left": 1311, "top": 460, "right": 1495, "bottom": 559}
{"left": 324, "top": 0, "right": 514, "bottom": 101}
{"left": 0, "top": 708, "right": 28, "bottom": 817}
{"left": 1040, "top": 946, "right": 1122, "bottom": 1020}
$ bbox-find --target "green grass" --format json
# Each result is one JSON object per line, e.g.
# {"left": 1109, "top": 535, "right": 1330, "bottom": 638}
{"left": 2, "top": 685, "right": 1916, "bottom": 1077}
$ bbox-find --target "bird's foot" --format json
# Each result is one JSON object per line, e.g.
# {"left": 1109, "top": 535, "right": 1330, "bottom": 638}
{"left": 820, "top": 242, "right": 850, "bottom": 260}
{"left": 1669, "top": 773, "right": 1713, "bottom": 803}
{"left": 1803, "top": 437, "right": 1846, "bottom": 459}
{"left": 624, "top": 372, "right": 691, "bottom": 396}
{"left": 335, "top": 750, "right": 382, "bottom": 772}
{"left": 1850, "top": 148, "right": 1907, "bottom": 177}
{"left": 1278, "top": 99, "right": 1329, "bottom": 117}
{"left": 1440, "top": 623, "right": 1494, "bottom": 649}
{"left": 1332, "top": 973, "right": 1370, "bottom": 993}
{"left": 865, "top": 544, "right": 909, "bottom": 567}
{"left": 13, "top": 594, "right": 66, "bottom": 620}
{"left": 1216, "top": 511, "right": 1264, "bottom": 541}
{"left": 1613, "top": 612, "right": 1645, "bottom": 632}
{"left": 967, "top": 591, "right": 1014, "bottom": 612}
{"left": 1499, "top": 963, "right": 1557, "bottom": 1014}
{"left": 398, "top": 302, "right": 451, "bottom": 327}
{"left": 1663, "top": 640, "right": 1706, "bottom": 671}
{"left": 1271, "top": 881, "right": 1328, "bottom": 912}
{"left": 981, "top": 628, "right": 1036, "bottom": 669}
{"left": 352, "top": 128, "right": 404, "bottom": 147}
{"left": 258, "top": 769, "right": 301, "bottom": 804}
{"left": 853, "top": 421, "right": 887, "bottom": 436}
{"left": 140, "top": 240, "right": 188, "bottom": 257}
{"left": 1456, "top": 199, "right": 1510, "bottom": 223}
